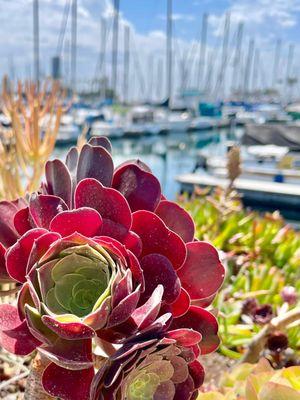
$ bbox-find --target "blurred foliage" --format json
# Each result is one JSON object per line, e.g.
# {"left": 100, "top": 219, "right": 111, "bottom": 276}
{"left": 197, "top": 358, "right": 300, "bottom": 399}
{"left": 180, "top": 188, "right": 300, "bottom": 361}
{"left": 0, "top": 77, "right": 65, "bottom": 200}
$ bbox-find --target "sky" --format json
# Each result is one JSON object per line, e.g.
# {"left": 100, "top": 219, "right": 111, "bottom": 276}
{"left": 0, "top": 0, "right": 300, "bottom": 100}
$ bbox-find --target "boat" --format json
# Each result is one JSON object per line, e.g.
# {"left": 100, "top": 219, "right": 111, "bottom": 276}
{"left": 56, "top": 114, "right": 81, "bottom": 146}
{"left": 90, "top": 120, "right": 124, "bottom": 138}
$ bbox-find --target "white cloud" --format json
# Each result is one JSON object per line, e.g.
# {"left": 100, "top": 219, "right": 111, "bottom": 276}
{"left": 158, "top": 13, "right": 195, "bottom": 22}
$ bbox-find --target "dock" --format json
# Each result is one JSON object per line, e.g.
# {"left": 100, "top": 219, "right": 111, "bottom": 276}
{"left": 176, "top": 173, "right": 300, "bottom": 220}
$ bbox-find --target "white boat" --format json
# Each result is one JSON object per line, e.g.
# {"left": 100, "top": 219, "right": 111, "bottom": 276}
{"left": 56, "top": 114, "right": 81, "bottom": 146}
{"left": 188, "top": 117, "right": 214, "bottom": 131}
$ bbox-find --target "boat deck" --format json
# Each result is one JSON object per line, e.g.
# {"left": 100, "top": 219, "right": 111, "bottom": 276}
{"left": 176, "top": 173, "right": 300, "bottom": 219}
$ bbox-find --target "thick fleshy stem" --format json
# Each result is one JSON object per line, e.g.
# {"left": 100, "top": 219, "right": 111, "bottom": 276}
{"left": 24, "top": 353, "right": 54, "bottom": 400}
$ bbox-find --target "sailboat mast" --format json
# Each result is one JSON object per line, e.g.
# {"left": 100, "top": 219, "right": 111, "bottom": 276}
{"left": 215, "top": 12, "right": 230, "bottom": 99}
{"left": 197, "top": 13, "right": 208, "bottom": 91}
{"left": 33, "top": 0, "right": 40, "bottom": 85}
{"left": 243, "top": 38, "right": 254, "bottom": 97}
{"left": 100, "top": 17, "right": 107, "bottom": 100}
{"left": 166, "top": 0, "right": 172, "bottom": 103}
{"left": 272, "top": 39, "right": 281, "bottom": 88}
{"left": 123, "top": 25, "right": 130, "bottom": 104}
{"left": 112, "top": 0, "right": 120, "bottom": 100}
{"left": 71, "top": 0, "right": 77, "bottom": 94}
{"left": 231, "top": 22, "right": 243, "bottom": 96}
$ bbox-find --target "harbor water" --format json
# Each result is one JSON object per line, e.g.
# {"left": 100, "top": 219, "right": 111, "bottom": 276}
{"left": 53, "top": 128, "right": 235, "bottom": 200}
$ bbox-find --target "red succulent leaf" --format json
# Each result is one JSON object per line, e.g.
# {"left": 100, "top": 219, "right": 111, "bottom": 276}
{"left": 188, "top": 360, "right": 205, "bottom": 389}
{"left": 45, "top": 159, "right": 72, "bottom": 207}
{"left": 107, "top": 285, "right": 141, "bottom": 328}
{"left": 29, "top": 194, "right": 68, "bottom": 229}
{"left": 113, "top": 162, "right": 161, "bottom": 212}
{"left": 174, "top": 375, "right": 195, "bottom": 400}
{"left": 170, "top": 288, "right": 191, "bottom": 318}
{"left": 75, "top": 178, "right": 132, "bottom": 240}
{"left": 132, "top": 210, "right": 187, "bottom": 270}
{"left": 140, "top": 253, "right": 181, "bottom": 304}
{"left": 83, "top": 297, "right": 111, "bottom": 330}
{"left": 89, "top": 136, "right": 112, "bottom": 153}
{"left": 17, "top": 283, "right": 35, "bottom": 320}
{"left": 42, "top": 316, "right": 95, "bottom": 340}
{"left": 170, "top": 306, "right": 220, "bottom": 355}
{"left": 111, "top": 269, "right": 132, "bottom": 308}
{"left": 27, "top": 232, "right": 61, "bottom": 273}
{"left": 131, "top": 285, "right": 164, "bottom": 330}
{"left": 14, "top": 207, "right": 36, "bottom": 236}
{"left": 0, "top": 304, "right": 41, "bottom": 355}
{"left": 0, "top": 200, "right": 21, "bottom": 247}
{"left": 66, "top": 146, "right": 79, "bottom": 173}
{"left": 122, "top": 230, "right": 142, "bottom": 257}
{"left": 42, "top": 363, "right": 94, "bottom": 400}
{"left": 155, "top": 200, "right": 195, "bottom": 243}
{"left": 166, "top": 329, "right": 202, "bottom": 347}
{"left": 192, "top": 294, "right": 216, "bottom": 308}
{"left": 77, "top": 143, "right": 114, "bottom": 187}
{"left": 6, "top": 228, "right": 47, "bottom": 283}
{"left": 38, "top": 337, "right": 93, "bottom": 370}
{"left": 50, "top": 207, "right": 103, "bottom": 237}
{"left": 177, "top": 241, "right": 225, "bottom": 300}
{"left": 0, "top": 242, "right": 10, "bottom": 282}
{"left": 127, "top": 250, "right": 145, "bottom": 290}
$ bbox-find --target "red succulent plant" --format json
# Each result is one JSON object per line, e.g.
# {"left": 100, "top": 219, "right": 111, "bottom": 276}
{"left": 0, "top": 137, "right": 225, "bottom": 400}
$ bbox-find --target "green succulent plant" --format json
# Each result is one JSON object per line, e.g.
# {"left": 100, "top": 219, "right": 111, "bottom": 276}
{"left": 197, "top": 358, "right": 300, "bottom": 400}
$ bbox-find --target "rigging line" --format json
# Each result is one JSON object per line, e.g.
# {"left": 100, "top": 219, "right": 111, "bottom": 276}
{"left": 56, "top": 0, "right": 71, "bottom": 56}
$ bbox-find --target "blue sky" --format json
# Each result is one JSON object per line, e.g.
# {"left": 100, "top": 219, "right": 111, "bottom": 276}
{"left": 0, "top": 0, "right": 300, "bottom": 99}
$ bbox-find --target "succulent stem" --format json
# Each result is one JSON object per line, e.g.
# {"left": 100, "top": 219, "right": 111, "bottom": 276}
{"left": 24, "top": 353, "right": 54, "bottom": 400}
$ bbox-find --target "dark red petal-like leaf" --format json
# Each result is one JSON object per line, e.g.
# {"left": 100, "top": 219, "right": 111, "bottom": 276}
{"left": 140, "top": 254, "right": 180, "bottom": 304}
{"left": 45, "top": 159, "right": 72, "bottom": 207}
{"left": 0, "top": 242, "right": 10, "bottom": 282}
{"left": 112, "top": 269, "right": 132, "bottom": 308}
{"left": 189, "top": 360, "right": 205, "bottom": 389}
{"left": 29, "top": 194, "right": 68, "bottom": 229}
{"left": 75, "top": 178, "right": 132, "bottom": 233}
{"left": 89, "top": 136, "right": 112, "bottom": 153}
{"left": 77, "top": 143, "right": 114, "bottom": 187}
{"left": 0, "top": 304, "right": 41, "bottom": 355}
{"left": 0, "top": 201, "right": 20, "bottom": 247}
{"left": 107, "top": 286, "right": 140, "bottom": 328}
{"left": 14, "top": 207, "right": 36, "bottom": 236}
{"left": 177, "top": 241, "right": 225, "bottom": 300}
{"left": 50, "top": 207, "right": 103, "bottom": 237}
{"left": 131, "top": 285, "right": 163, "bottom": 330}
{"left": 166, "top": 329, "right": 202, "bottom": 347}
{"left": 170, "top": 288, "right": 190, "bottom": 318}
{"left": 113, "top": 163, "right": 161, "bottom": 212}
{"left": 17, "top": 283, "right": 35, "bottom": 320}
{"left": 122, "top": 230, "right": 142, "bottom": 257}
{"left": 132, "top": 211, "right": 186, "bottom": 270}
{"left": 66, "top": 146, "right": 79, "bottom": 173}
{"left": 42, "top": 316, "right": 95, "bottom": 340}
{"left": 43, "top": 363, "right": 94, "bottom": 400}
{"left": 155, "top": 200, "right": 195, "bottom": 243}
{"left": 6, "top": 228, "right": 47, "bottom": 283}
{"left": 39, "top": 337, "right": 93, "bottom": 370}
{"left": 174, "top": 375, "right": 195, "bottom": 400}
{"left": 27, "top": 232, "right": 61, "bottom": 273}
{"left": 170, "top": 306, "right": 220, "bottom": 355}
{"left": 83, "top": 297, "right": 111, "bottom": 330}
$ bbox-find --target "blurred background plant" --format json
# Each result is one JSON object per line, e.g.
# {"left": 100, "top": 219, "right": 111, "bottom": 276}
{"left": 180, "top": 187, "right": 300, "bottom": 365}
{"left": 0, "top": 77, "right": 64, "bottom": 200}
{"left": 197, "top": 358, "right": 300, "bottom": 399}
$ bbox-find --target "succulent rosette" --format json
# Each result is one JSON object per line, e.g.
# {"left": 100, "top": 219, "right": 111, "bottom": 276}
{"left": 0, "top": 137, "right": 225, "bottom": 400}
